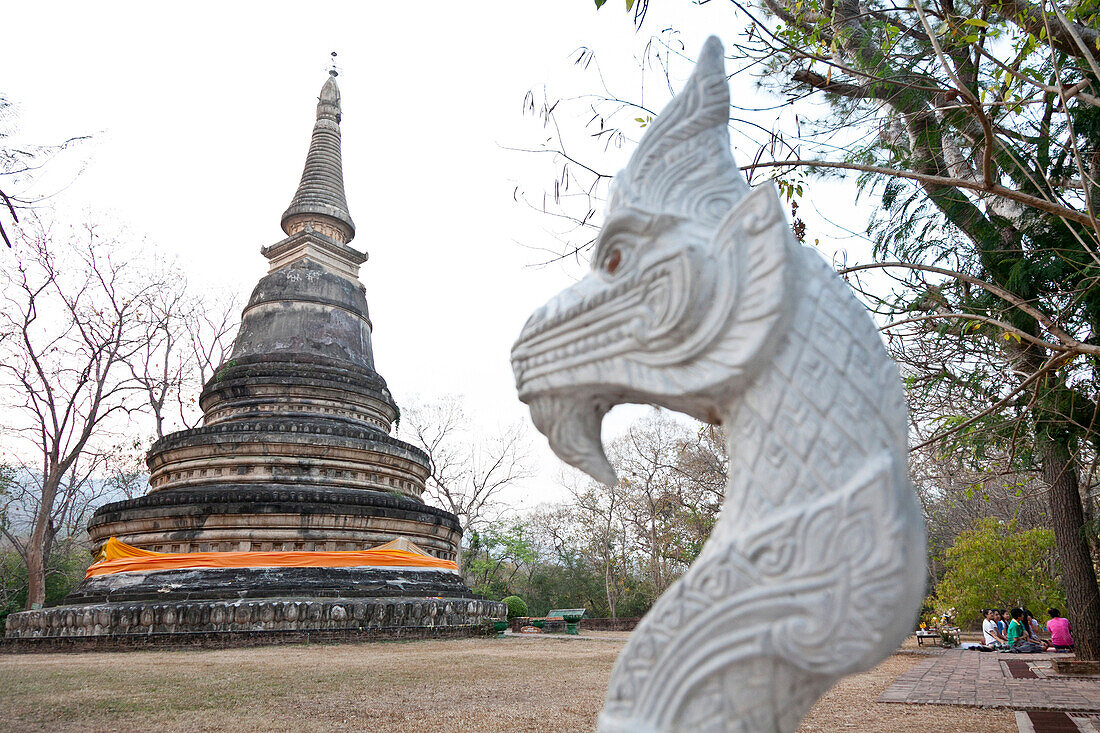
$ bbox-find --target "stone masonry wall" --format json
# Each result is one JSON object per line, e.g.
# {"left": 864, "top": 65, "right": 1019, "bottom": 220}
{"left": 6, "top": 597, "right": 506, "bottom": 641}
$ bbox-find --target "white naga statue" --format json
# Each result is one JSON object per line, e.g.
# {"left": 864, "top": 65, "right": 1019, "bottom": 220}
{"left": 511, "top": 36, "right": 926, "bottom": 732}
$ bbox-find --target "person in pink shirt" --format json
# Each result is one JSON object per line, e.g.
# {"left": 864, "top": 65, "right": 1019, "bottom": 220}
{"left": 1047, "top": 608, "right": 1074, "bottom": 650}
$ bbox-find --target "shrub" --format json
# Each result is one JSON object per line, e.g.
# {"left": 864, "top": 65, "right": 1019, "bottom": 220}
{"left": 935, "top": 518, "right": 1066, "bottom": 627}
{"left": 0, "top": 543, "right": 90, "bottom": 626}
{"left": 501, "top": 595, "right": 528, "bottom": 619}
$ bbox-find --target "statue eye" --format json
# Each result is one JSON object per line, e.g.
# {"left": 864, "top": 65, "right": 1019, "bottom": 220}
{"left": 604, "top": 248, "right": 622, "bottom": 275}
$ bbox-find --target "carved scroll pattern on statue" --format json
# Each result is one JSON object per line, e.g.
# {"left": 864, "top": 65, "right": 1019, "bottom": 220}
{"left": 608, "top": 39, "right": 748, "bottom": 227}
{"left": 511, "top": 35, "right": 924, "bottom": 733}
{"left": 603, "top": 459, "right": 907, "bottom": 728}
{"left": 598, "top": 259, "right": 914, "bottom": 731}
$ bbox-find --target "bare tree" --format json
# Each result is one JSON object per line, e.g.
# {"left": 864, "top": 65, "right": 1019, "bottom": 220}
{"left": 0, "top": 215, "right": 161, "bottom": 608}
{"left": 399, "top": 396, "right": 534, "bottom": 567}
{"left": 524, "top": 502, "right": 615, "bottom": 614}
{"left": 449, "top": 413, "right": 730, "bottom": 616}
{"left": 610, "top": 414, "right": 695, "bottom": 597}
{"left": 98, "top": 437, "right": 152, "bottom": 502}
{"left": 129, "top": 283, "right": 238, "bottom": 439}
{"left": 569, "top": 476, "right": 632, "bottom": 618}
{"left": 553, "top": 413, "right": 730, "bottom": 615}
{"left": 0, "top": 93, "right": 89, "bottom": 249}
{"left": 0, "top": 453, "right": 111, "bottom": 548}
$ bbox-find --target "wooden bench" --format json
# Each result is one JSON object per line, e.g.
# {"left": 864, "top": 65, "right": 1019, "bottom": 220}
{"left": 547, "top": 608, "right": 587, "bottom": 635}
{"left": 513, "top": 616, "right": 566, "bottom": 633}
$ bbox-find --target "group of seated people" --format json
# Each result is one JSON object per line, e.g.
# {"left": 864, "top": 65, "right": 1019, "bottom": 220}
{"left": 980, "top": 607, "right": 1074, "bottom": 653}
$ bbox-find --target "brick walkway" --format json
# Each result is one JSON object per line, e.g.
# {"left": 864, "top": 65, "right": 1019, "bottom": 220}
{"left": 879, "top": 650, "right": 1100, "bottom": 712}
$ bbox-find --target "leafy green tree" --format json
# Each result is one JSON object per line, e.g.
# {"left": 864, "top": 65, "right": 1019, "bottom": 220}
{"left": 463, "top": 521, "right": 537, "bottom": 598}
{"left": 0, "top": 542, "right": 89, "bottom": 627}
{"left": 910, "top": 441, "right": 1055, "bottom": 588}
{"left": 523, "top": 559, "right": 620, "bottom": 617}
{"left": 936, "top": 517, "right": 1066, "bottom": 626}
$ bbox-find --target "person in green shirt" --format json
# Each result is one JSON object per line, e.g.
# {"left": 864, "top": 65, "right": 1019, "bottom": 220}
{"left": 1008, "top": 607, "right": 1044, "bottom": 653}
{"left": 1006, "top": 608, "right": 1024, "bottom": 644}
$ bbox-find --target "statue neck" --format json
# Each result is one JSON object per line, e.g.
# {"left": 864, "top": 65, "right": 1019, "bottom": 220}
{"left": 718, "top": 248, "right": 909, "bottom": 528}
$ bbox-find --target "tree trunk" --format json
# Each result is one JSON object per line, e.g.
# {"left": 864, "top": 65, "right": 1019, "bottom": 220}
{"left": 24, "top": 540, "right": 46, "bottom": 610}
{"left": 605, "top": 557, "right": 617, "bottom": 619}
{"left": 1041, "top": 438, "right": 1100, "bottom": 661}
{"left": 1079, "top": 471, "right": 1099, "bottom": 566}
{"left": 24, "top": 472, "right": 60, "bottom": 611}
{"left": 650, "top": 526, "right": 660, "bottom": 596}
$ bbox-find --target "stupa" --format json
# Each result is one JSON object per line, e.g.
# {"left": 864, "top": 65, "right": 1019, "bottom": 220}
{"left": 5, "top": 72, "right": 504, "bottom": 643}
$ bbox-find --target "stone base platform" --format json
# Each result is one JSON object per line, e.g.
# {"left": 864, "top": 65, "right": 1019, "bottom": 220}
{"left": 4, "top": 595, "right": 506, "bottom": 647}
{"left": 1, "top": 618, "right": 497, "bottom": 653}
{"left": 4, "top": 565, "right": 506, "bottom": 648}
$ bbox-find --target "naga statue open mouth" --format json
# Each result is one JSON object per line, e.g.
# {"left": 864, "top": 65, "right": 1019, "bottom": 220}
{"left": 510, "top": 35, "right": 926, "bottom": 733}
{"left": 511, "top": 219, "right": 715, "bottom": 485}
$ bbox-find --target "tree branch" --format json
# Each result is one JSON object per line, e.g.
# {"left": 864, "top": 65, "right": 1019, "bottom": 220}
{"left": 745, "top": 158, "right": 1094, "bottom": 227}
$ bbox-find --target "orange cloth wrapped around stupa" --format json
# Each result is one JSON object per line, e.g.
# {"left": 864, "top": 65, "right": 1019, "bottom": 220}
{"left": 86, "top": 537, "right": 458, "bottom": 578}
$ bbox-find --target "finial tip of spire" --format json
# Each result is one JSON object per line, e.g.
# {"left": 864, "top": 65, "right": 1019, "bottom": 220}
{"left": 283, "top": 55, "right": 354, "bottom": 241}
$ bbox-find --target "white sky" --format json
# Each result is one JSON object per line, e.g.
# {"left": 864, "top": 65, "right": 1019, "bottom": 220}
{"left": 1, "top": 1, "right": 873, "bottom": 509}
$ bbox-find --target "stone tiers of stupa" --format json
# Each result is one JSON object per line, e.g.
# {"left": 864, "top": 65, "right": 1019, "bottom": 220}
{"left": 92, "top": 71, "right": 460, "bottom": 562}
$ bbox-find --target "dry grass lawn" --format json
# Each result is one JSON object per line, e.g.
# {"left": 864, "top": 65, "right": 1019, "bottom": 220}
{"left": 0, "top": 634, "right": 1016, "bottom": 732}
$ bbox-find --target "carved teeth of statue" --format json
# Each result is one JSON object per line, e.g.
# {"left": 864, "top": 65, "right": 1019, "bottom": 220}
{"left": 527, "top": 394, "right": 616, "bottom": 486}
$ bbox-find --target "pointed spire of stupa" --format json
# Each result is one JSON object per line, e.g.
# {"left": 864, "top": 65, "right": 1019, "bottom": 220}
{"left": 280, "top": 70, "right": 356, "bottom": 243}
